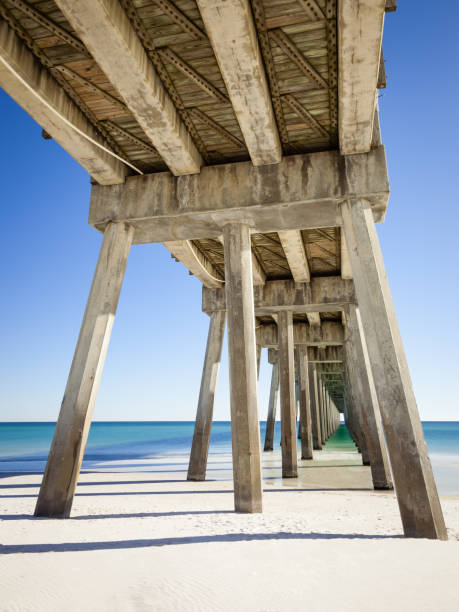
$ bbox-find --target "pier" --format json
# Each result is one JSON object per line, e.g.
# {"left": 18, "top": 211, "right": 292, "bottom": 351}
{"left": 0, "top": 0, "right": 446, "bottom": 539}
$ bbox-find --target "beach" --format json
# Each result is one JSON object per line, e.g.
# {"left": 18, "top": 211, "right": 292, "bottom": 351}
{"left": 1, "top": 428, "right": 459, "bottom": 612}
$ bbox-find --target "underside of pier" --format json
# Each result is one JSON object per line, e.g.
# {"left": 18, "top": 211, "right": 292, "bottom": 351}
{"left": 0, "top": 0, "right": 447, "bottom": 539}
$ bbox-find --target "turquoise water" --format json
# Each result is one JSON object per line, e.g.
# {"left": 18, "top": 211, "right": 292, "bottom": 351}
{"left": 0, "top": 421, "right": 458, "bottom": 494}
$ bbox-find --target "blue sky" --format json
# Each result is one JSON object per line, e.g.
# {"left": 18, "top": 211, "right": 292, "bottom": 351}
{"left": 0, "top": 2, "right": 458, "bottom": 421}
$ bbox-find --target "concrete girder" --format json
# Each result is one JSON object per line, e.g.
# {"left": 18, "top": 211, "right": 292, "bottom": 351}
{"left": 338, "top": 0, "right": 386, "bottom": 155}
{"left": 196, "top": 0, "right": 281, "bottom": 166}
{"left": 0, "top": 21, "right": 126, "bottom": 185}
{"left": 56, "top": 0, "right": 202, "bottom": 176}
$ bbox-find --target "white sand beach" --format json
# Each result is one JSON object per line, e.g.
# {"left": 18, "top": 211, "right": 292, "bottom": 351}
{"left": 1, "top": 448, "right": 458, "bottom": 612}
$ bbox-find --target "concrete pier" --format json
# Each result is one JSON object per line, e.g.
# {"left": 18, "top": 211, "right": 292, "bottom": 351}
{"left": 264, "top": 359, "right": 279, "bottom": 452}
{"left": 297, "top": 346, "right": 313, "bottom": 460}
{"left": 278, "top": 311, "right": 298, "bottom": 478}
{"left": 223, "top": 223, "right": 263, "bottom": 513}
{"left": 310, "top": 365, "right": 322, "bottom": 450}
{"left": 187, "top": 310, "right": 226, "bottom": 481}
{"left": 345, "top": 304, "right": 392, "bottom": 489}
{"left": 342, "top": 198, "right": 447, "bottom": 540}
{"left": 35, "top": 222, "right": 133, "bottom": 517}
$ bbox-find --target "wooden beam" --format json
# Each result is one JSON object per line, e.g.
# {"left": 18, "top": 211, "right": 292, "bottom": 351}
{"left": 157, "top": 48, "right": 228, "bottom": 104}
{"left": 270, "top": 29, "right": 328, "bottom": 90}
{"left": 56, "top": 0, "right": 202, "bottom": 176}
{"left": 6, "top": 0, "right": 89, "bottom": 56}
{"left": 0, "top": 21, "right": 125, "bottom": 185}
{"left": 165, "top": 241, "right": 224, "bottom": 288}
{"left": 196, "top": 0, "right": 281, "bottom": 165}
{"left": 278, "top": 230, "right": 310, "bottom": 282}
{"left": 283, "top": 94, "right": 329, "bottom": 139}
{"left": 338, "top": 0, "right": 386, "bottom": 154}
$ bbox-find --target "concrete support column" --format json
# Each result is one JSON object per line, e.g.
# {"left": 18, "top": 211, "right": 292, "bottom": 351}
{"left": 223, "top": 223, "right": 262, "bottom": 513}
{"left": 318, "top": 379, "right": 327, "bottom": 444}
{"left": 344, "top": 363, "right": 367, "bottom": 459}
{"left": 345, "top": 304, "right": 392, "bottom": 489}
{"left": 297, "top": 346, "right": 313, "bottom": 460}
{"left": 264, "top": 360, "right": 279, "bottom": 451}
{"left": 256, "top": 344, "right": 262, "bottom": 378}
{"left": 278, "top": 311, "right": 298, "bottom": 478}
{"left": 187, "top": 310, "right": 226, "bottom": 481}
{"left": 342, "top": 198, "right": 446, "bottom": 539}
{"left": 35, "top": 221, "right": 134, "bottom": 517}
{"left": 309, "top": 364, "right": 322, "bottom": 450}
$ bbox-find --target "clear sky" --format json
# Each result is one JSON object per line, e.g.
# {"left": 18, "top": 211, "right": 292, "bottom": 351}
{"left": 0, "top": 2, "right": 458, "bottom": 422}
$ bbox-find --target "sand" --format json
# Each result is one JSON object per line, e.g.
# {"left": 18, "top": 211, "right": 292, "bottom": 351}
{"left": 1, "top": 448, "right": 458, "bottom": 612}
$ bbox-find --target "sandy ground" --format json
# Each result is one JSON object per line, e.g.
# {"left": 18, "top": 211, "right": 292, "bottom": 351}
{"left": 1, "top": 448, "right": 458, "bottom": 612}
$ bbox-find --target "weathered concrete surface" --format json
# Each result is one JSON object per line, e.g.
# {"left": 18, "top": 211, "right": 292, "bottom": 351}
{"left": 309, "top": 364, "right": 322, "bottom": 450}
{"left": 340, "top": 230, "right": 352, "bottom": 279}
{"left": 223, "top": 223, "right": 262, "bottom": 512}
{"left": 342, "top": 198, "right": 447, "bottom": 540}
{"left": 257, "top": 321, "right": 344, "bottom": 348}
{"left": 166, "top": 240, "right": 224, "bottom": 288}
{"left": 89, "top": 147, "right": 389, "bottom": 243}
{"left": 269, "top": 346, "right": 343, "bottom": 363}
{"left": 278, "top": 230, "right": 310, "bottom": 282}
{"left": 264, "top": 361, "right": 279, "bottom": 451}
{"left": 0, "top": 21, "right": 125, "bottom": 185}
{"left": 203, "top": 277, "right": 355, "bottom": 314}
{"left": 196, "top": 0, "right": 281, "bottom": 166}
{"left": 56, "top": 0, "right": 202, "bottom": 176}
{"left": 278, "top": 311, "right": 298, "bottom": 477}
{"left": 338, "top": 0, "right": 386, "bottom": 154}
{"left": 345, "top": 304, "right": 392, "bottom": 489}
{"left": 297, "top": 347, "right": 313, "bottom": 459}
{"left": 187, "top": 311, "right": 226, "bottom": 481}
{"left": 35, "top": 222, "right": 134, "bottom": 517}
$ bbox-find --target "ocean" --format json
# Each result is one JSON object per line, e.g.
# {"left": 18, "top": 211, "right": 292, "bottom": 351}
{"left": 0, "top": 421, "right": 458, "bottom": 494}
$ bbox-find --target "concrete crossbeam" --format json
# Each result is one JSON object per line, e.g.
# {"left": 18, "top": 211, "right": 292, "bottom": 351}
{"left": 0, "top": 21, "right": 126, "bottom": 185}
{"left": 90, "top": 147, "right": 389, "bottom": 243}
{"left": 268, "top": 346, "right": 343, "bottom": 363}
{"left": 56, "top": 0, "right": 202, "bottom": 176}
{"left": 338, "top": 0, "right": 386, "bottom": 154}
{"left": 203, "top": 277, "right": 355, "bottom": 314}
{"left": 258, "top": 322, "right": 344, "bottom": 347}
{"left": 196, "top": 0, "right": 281, "bottom": 166}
